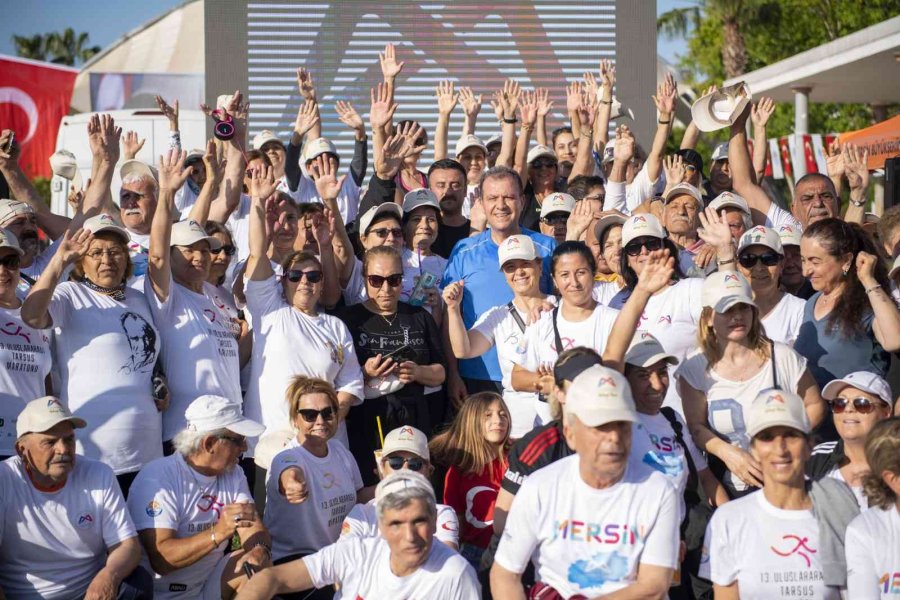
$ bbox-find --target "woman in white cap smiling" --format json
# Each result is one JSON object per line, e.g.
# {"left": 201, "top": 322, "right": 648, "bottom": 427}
{"left": 701, "top": 389, "right": 858, "bottom": 600}
{"left": 807, "top": 371, "right": 895, "bottom": 507}
{"left": 679, "top": 271, "right": 824, "bottom": 500}
{"left": 399, "top": 188, "right": 445, "bottom": 316}
{"left": 22, "top": 214, "right": 161, "bottom": 495}
{"left": 0, "top": 228, "right": 51, "bottom": 461}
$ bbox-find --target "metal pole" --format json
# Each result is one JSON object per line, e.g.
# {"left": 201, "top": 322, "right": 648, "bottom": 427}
{"left": 792, "top": 87, "right": 811, "bottom": 178}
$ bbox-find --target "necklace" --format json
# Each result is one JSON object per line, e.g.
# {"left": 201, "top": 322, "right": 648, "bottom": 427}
{"left": 381, "top": 312, "right": 398, "bottom": 327}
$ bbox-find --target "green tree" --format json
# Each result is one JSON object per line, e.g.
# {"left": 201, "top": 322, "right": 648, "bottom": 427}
{"left": 11, "top": 29, "right": 100, "bottom": 66}
{"left": 12, "top": 34, "right": 50, "bottom": 61}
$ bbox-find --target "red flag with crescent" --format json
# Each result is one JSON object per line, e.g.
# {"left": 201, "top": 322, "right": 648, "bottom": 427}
{"left": 0, "top": 55, "right": 77, "bottom": 178}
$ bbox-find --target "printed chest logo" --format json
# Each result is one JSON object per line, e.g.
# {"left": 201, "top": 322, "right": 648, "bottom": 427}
{"left": 0, "top": 321, "right": 30, "bottom": 343}
{"left": 770, "top": 535, "right": 817, "bottom": 568}
{"left": 657, "top": 315, "right": 672, "bottom": 325}
{"left": 464, "top": 486, "right": 496, "bottom": 529}
{"left": 880, "top": 572, "right": 900, "bottom": 594}
{"left": 550, "top": 337, "right": 576, "bottom": 353}
{"left": 120, "top": 311, "right": 157, "bottom": 374}
{"left": 146, "top": 500, "right": 163, "bottom": 517}
{"left": 75, "top": 512, "right": 94, "bottom": 529}
{"left": 197, "top": 494, "right": 224, "bottom": 518}
{"left": 568, "top": 550, "right": 631, "bottom": 589}
{"left": 322, "top": 471, "right": 336, "bottom": 490}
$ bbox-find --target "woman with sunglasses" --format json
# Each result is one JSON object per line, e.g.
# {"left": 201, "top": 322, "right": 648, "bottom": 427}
{"left": 337, "top": 202, "right": 404, "bottom": 306}
{"left": 519, "top": 146, "right": 561, "bottom": 231}
{"left": 203, "top": 221, "right": 251, "bottom": 368}
{"left": 336, "top": 245, "right": 445, "bottom": 487}
{"left": 0, "top": 229, "right": 51, "bottom": 461}
{"left": 679, "top": 271, "right": 824, "bottom": 500}
{"left": 807, "top": 372, "right": 895, "bottom": 508}
{"left": 430, "top": 392, "right": 511, "bottom": 568}
{"left": 845, "top": 417, "right": 900, "bottom": 599}
{"left": 264, "top": 376, "right": 365, "bottom": 600}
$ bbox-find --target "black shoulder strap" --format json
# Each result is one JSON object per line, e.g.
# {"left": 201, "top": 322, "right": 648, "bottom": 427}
{"left": 552, "top": 306, "right": 564, "bottom": 355}
{"left": 771, "top": 341, "right": 779, "bottom": 390}
{"left": 660, "top": 407, "right": 700, "bottom": 504}
{"left": 507, "top": 301, "right": 527, "bottom": 334}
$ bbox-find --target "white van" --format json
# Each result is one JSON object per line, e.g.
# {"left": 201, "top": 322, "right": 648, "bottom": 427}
{"left": 51, "top": 109, "right": 207, "bottom": 217}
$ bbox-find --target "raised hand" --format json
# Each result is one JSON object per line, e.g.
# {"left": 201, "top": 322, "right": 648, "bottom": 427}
{"left": 459, "top": 87, "right": 483, "bottom": 119}
{"left": 311, "top": 207, "right": 335, "bottom": 248}
{"left": 379, "top": 42, "right": 404, "bottom": 80}
{"left": 436, "top": 80, "right": 459, "bottom": 117}
{"left": 157, "top": 149, "right": 191, "bottom": 195}
{"left": 613, "top": 125, "right": 635, "bottom": 164}
{"left": 751, "top": 97, "right": 775, "bottom": 129}
{"left": 518, "top": 90, "right": 538, "bottom": 128}
{"left": 535, "top": 88, "right": 554, "bottom": 118}
{"left": 566, "top": 81, "right": 584, "bottom": 115}
{"left": 635, "top": 248, "right": 674, "bottom": 294}
{"left": 122, "top": 131, "right": 145, "bottom": 160}
{"left": 856, "top": 251, "right": 878, "bottom": 287}
{"left": 598, "top": 59, "right": 616, "bottom": 91}
{"left": 310, "top": 155, "right": 347, "bottom": 201}
{"left": 498, "top": 79, "right": 521, "bottom": 121}
{"left": 58, "top": 228, "right": 94, "bottom": 266}
{"left": 88, "top": 114, "right": 122, "bottom": 163}
{"left": 280, "top": 467, "right": 310, "bottom": 504}
{"left": 663, "top": 154, "right": 686, "bottom": 186}
{"left": 297, "top": 68, "right": 316, "bottom": 100}
{"left": 583, "top": 72, "right": 599, "bottom": 105}
{"left": 369, "top": 83, "right": 399, "bottom": 130}
{"left": 335, "top": 100, "right": 365, "bottom": 133}
{"left": 0, "top": 129, "right": 20, "bottom": 167}
{"left": 566, "top": 199, "right": 595, "bottom": 241}
{"left": 825, "top": 138, "right": 845, "bottom": 179}
{"left": 375, "top": 122, "right": 427, "bottom": 179}
{"left": 652, "top": 72, "right": 677, "bottom": 117}
{"left": 843, "top": 143, "right": 869, "bottom": 192}
{"left": 577, "top": 94, "right": 598, "bottom": 128}
{"left": 202, "top": 139, "right": 224, "bottom": 185}
{"left": 442, "top": 280, "right": 464, "bottom": 310}
{"left": 222, "top": 90, "right": 249, "bottom": 144}
{"left": 154, "top": 94, "right": 179, "bottom": 129}
{"left": 248, "top": 164, "right": 277, "bottom": 200}
{"left": 697, "top": 206, "right": 733, "bottom": 249}
{"left": 294, "top": 100, "right": 321, "bottom": 137}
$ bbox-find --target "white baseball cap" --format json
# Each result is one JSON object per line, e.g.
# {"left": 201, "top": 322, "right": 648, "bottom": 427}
{"left": 663, "top": 182, "right": 703, "bottom": 204}
{"left": 602, "top": 139, "right": 616, "bottom": 164}
{"left": 359, "top": 202, "right": 403, "bottom": 236}
{"left": 540, "top": 192, "right": 575, "bottom": 219}
{"left": 253, "top": 429, "right": 294, "bottom": 471}
{"left": 455, "top": 134, "right": 487, "bottom": 157}
{"left": 120, "top": 159, "right": 159, "bottom": 184}
{"left": 184, "top": 395, "right": 265, "bottom": 437}
{"left": 709, "top": 191, "right": 750, "bottom": 216}
{"left": 497, "top": 234, "right": 538, "bottom": 268}
{"left": 170, "top": 219, "right": 223, "bottom": 250}
{"left": 746, "top": 389, "right": 810, "bottom": 438}
{"left": 83, "top": 213, "right": 129, "bottom": 245}
{"left": 565, "top": 365, "right": 639, "bottom": 427}
{"left": 252, "top": 130, "right": 283, "bottom": 151}
{"left": 382, "top": 426, "right": 430, "bottom": 460}
{"left": 0, "top": 228, "right": 24, "bottom": 256}
{"left": 527, "top": 144, "right": 557, "bottom": 164}
{"left": 702, "top": 271, "right": 756, "bottom": 313}
{"left": 738, "top": 226, "right": 783, "bottom": 255}
{"left": 50, "top": 149, "right": 78, "bottom": 180}
{"left": 375, "top": 470, "right": 436, "bottom": 504}
{"left": 0, "top": 199, "right": 34, "bottom": 227}
{"left": 593, "top": 213, "right": 626, "bottom": 244}
{"left": 691, "top": 82, "right": 752, "bottom": 133}
{"left": 625, "top": 333, "right": 679, "bottom": 368}
{"left": 621, "top": 213, "right": 666, "bottom": 246}
{"left": 821, "top": 371, "right": 894, "bottom": 408}
{"left": 303, "top": 137, "right": 338, "bottom": 162}
{"left": 402, "top": 189, "right": 440, "bottom": 216}
{"left": 711, "top": 142, "right": 729, "bottom": 162}
{"left": 17, "top": 396, "right": 87, "bottom": 439}
{"left": 485, "top": 133, "right": 503, "bottom": 147}
{"left": 184, "top": 148, "right": 205, "bottom": 165}
{"left": 776, "top": 224, "right": 802, "bottom": 247}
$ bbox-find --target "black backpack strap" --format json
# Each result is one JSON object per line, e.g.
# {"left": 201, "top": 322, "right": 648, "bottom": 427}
{"left": 551, "top": 306, "right": 564, "bottom": 355}
{"left": 660, "top": 407, "right": 701, "bottom": 506}
{"left": 507, "top": 301, "right": 527, "bottom": 334}
{"left": 771, "top": 341, "right": 779, "bottom": 390}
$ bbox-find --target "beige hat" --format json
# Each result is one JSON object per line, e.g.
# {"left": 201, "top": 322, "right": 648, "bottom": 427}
{"left": 359, "top": 202, "right": 403, "bottom": 236}
{"left": 120, "top": 159, "right": 159, "bottom": 184}
{"left": 83, "top": 213, "right": 129, "bottom": 244}
{"left": 776, "top": 224, "right": 802, "bottom": 247}
{"left": 0, "top": 199, "right": 34, "bottom": 227}
{"left": 497, "top": 234, "right": 538, "bottom": 268}
{"left": 375, "top": 470, "right": 436, "bottom": 505}
{"left": 184, "top": 395, "right": 265, "bottom": 437}
{"left": 702, "top": 271, "right": 755, "bottom": 313}
{"left": 663, "top": 182, "right": 703, "bottom": 205}
{"left": 49, "top": 149, "right": 78, "bottom": 180}
{"left": 184, "top": 149, "right": 205, "bottom": 165}
{"left": 252, "top": 130, "right": 283, "bottom": 151}
{"left": 382, "top": 426, "right": 430, "bottom": 460}
{"left": 746, "top": 389, "right": 810, "bottom": 438}
{"left": 691, "top": 82, "right": 752, "bottom": 133}
{"left": 539, "top": 193, "right": 575, "bottom": 219}
{"left": 738, "top": 226, "right": 783, "bottom": 255}
{"left": 565, "top": 365, "right": 639, "bottom": 427}
{"left": 602, "top": 139, "right": 616, "bottom": 164}
{"left": 821, "top": 371, "right": 894, "bottom": 408}
{"left": 527, "top": 144, "right": 557, "bottom": 164}
{"left": 0, "top": 228, "right": 24, "bottom": 256}
{"left": 625, "top": 333, "right": 678, "bottom": 368}
{"left": 17, "top": 396, "right": 87, "bottom": 439}
{"left": 455, "top": 134, "right": 487, "bottom": 157}
{"left": 594, "top": 213, "right": 626, "bottom": 245}
{"left": 709, "top": 191, "right": 750, "bottom": 216}
{"left": 485, "top": 133, "right": 503, "bottom": 147}
{"left": 170, "top": 219, "right": 223, "bottom": 250}
{"left": 303, "top": 137, "right": 338, "bottom": 162}
{"left": 711, "top": 142, "right": 729, "bottom": 162}
{"left": 621, "top": 213, "right": 666, "bottom": 246}
{"left": 402, "top": 189, "right": 440, "bottom": 215}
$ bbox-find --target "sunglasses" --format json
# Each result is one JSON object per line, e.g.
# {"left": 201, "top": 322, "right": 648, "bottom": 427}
{"left": 0, "top": 255, "right": 21, "bottom": 269}
{"left": 623, "top": 238, "right": 664, "bottom": 257}
{"left": 541, "top": 214, "right": 568, "bottom": 226}
{"left": 366, "top": 273, "right": 403, "bottom": 288}
{"left": 210, "top": 245, "right": 237, "bottom": 257}
{"left": 384, "top": 456, "right": 426, "bottom": 471}
{"left": 532, "top": 160, "right": 557, "bottom": 169}
{"left": 219, "top": 434, "right": 247, "bottom": 446}
{"left": 739, "top": 252, "right": 781, "bottom": 268}
{"left": 286, "top": 269, "right": 323, "bottom": 283}
{"left": 829, "top": 396, "right": 886, "bottom": 415}
{"left": 368, "top": 227, "right": 403, "bottom": 240}
{"left": 297, "top": 407, "right": 336, "bottom": 423}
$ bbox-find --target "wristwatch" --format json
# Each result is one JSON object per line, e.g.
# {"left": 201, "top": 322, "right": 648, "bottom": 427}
{"left": 849, "top": 197, "right": 866, "bottom": 207}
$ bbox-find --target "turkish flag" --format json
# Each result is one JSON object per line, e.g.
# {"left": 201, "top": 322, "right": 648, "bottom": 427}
{"left": 0, "top": 55, "right": 77, "bottom": 179}
{"left": 778, "top": 136, "right": 793, "bottom": 178}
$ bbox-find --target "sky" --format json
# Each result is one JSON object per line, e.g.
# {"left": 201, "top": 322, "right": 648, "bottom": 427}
{"left": 0, "top": 0, "right": 693, "bottom": 61}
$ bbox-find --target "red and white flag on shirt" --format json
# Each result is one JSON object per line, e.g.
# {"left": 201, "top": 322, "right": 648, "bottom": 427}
{"left": 0, "top": 55, "right": 77, "bottom": 179}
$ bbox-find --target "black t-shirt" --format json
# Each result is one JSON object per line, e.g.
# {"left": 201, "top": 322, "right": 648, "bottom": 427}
{"left": 501, "top": 419, "right": 573, "bottom": 495}
{"left": 433, "top": 220, "right": 470, "bottom": 259}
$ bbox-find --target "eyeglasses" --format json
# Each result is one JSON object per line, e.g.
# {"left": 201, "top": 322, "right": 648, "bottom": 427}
{"left": 829, "top": 396, "right": 886, "bottom": 414}
{"left": 0, "top": 255, "right": 20, "bottom": 269}
{"left": 368, "top": 227, "right": 403, "bottom": 240}
{"left": 531, "top": 160, "right": 557, "bottom": 169}
{"left": 86, "top": 248, "right": 126, "bottom": 261}
{"left": 684, "top": 165, "right": 698, "bottom": 173}
{"left": 286, "top": 269, "right": 323, "bottom": 283}
{"left": 623, "top": 238, "right": 664, "bottom": 257}
{"left": 541, "top": 214, "right": 568, "bottom": 226}
{"left": 384, "top": 456, "right": 426, "bottom": 471}
{"left": 210, "top": 245, "right": 236, "bottom": 257}
{"left": 297, "top": 407, "right": 336, "bottom": 423}
{"left": 219, "top": 434, "right": 247, "bottom": 446}
{"left": 738, "top": 252, "right": 781, "bottom": 268}
{"left": 366, "top": 273, "right": 403, "bottom": 288}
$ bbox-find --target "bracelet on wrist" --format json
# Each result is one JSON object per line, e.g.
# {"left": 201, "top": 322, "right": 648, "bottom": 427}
{"left": 717, "top": 257, "right": 735, "bottom": 266}
{"left": 502, "top": 117, "right": 518, "bottom": 124}
{"left": 850, "top": 198, "right": 866, "bottom": 207}
{"left": 210, "top": 531, "right": 219, "bottom": 546}
{"left": 658, "top": 119, "right": 672, "bottom": 125}
{"left": 599, "top": 100, "right": 613, "bottom": 105}
{"left": 865, "top": 284, "right": 881, "bottom": 295}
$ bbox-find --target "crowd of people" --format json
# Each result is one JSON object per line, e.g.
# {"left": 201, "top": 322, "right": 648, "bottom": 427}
{"left": 0, "top": 40, "right": 899, "bottom": 600}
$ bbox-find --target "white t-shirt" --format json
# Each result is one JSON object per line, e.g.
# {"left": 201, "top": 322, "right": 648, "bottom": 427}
{"left": 0, "top": 306, "right": 51, "bottom": 456}
{"left": 761, "top": 293, "right": 806, "bottom": 346}
{"left": 845, "top": 505, "right": 900, "bottom": 599}
{"left": 342, "top": 256, "right": 367, "bottom": 306}
{"left": 127, "top": 230, "right": 151, "bottom": 280}
{"left": 592, "top": 280, "right": 621, "bottom": 306}
{"left": 400, "top": 247, "right": 447, "bottom": 315}
{"left": 632, "top": 410, "right": 708, "bottom": 501}
{"left": 825, "top": 467, "right": 867, "bottom": 509}
{"left": 471, "top": 298, "right": 556, "bottom": 438}
{"left": 494, "top": 455, "right": 679, "bottom": 598}
{"left": 145, "top": 275, "right": 242, "bottom": 441}
{"left": 701, "top": 490, "right": 840, "bottom": 600}
{"left": 340, "top": 499, "right": 460, "bottom": 547}
{"left": 127, "top": 453, "right": 253, "bottom": 598}
{"left": 676, "top": 342, "right": 807, "bottom": 492}
{"left": 765, "top": 202, "right": 802, "bottom": 232}
{"left": 243, "top": 275, "right": 363, "bottom": 450}
{"left": 226, "top": 194, "right": 252, "bottom": 265}
{"left": 265, "top": 438, "right": 364, "bottom": 560}
{"left": 303, "top": 535, "right": 480, "bottom": 599}
{"left": 0, "top": 456, "right": 137, "bottom": 600}
{"left": 49, "top": 282, "right": 162, "bottom": 473}
{"left": 296, "top": 173, "right": 361, "bottom": 227}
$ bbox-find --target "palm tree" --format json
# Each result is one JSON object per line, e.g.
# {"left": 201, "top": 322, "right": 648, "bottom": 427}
{"left": 12, "top": 34, "right": 50, "bottom": 61}
{"left": 46, "top": 28, "right": 101, "bottom": 66}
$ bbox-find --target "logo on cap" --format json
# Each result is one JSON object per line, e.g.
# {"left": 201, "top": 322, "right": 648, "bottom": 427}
{"left": 723, "top": 273, "right": 740, "bottom": 283}
{"left": 99, "top": 214, "right": 115, "bottom": 226}
{"left": 779, "top": 226, "right": 794, "bottom": 233}
{"left": 505, "top": 237, "right": 520, "bottom": 248}
{"left": 633, "top": 216, "right": 647, "bottom": 223}
{"left": 398, "top": 426, "right": 416, "bottom": 440}
{"left": 766, "top": 393, "right": 785, "bottom": 405}
{"left": 598, "top": 376, "right": 616, "bottom": 387}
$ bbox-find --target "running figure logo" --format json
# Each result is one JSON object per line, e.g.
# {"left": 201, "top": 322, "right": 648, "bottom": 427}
{"left": 770, "top": 534, "right": 817, "bottom": 567}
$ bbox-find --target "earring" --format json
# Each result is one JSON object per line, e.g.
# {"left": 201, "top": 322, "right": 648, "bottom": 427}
{"left": 842, "top": 266, "right": 849, "bottom": 276}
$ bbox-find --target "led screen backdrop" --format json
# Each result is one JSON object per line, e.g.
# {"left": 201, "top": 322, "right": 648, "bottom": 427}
{"left": 207, "top": 1, "right": 656, "bottom": 163}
